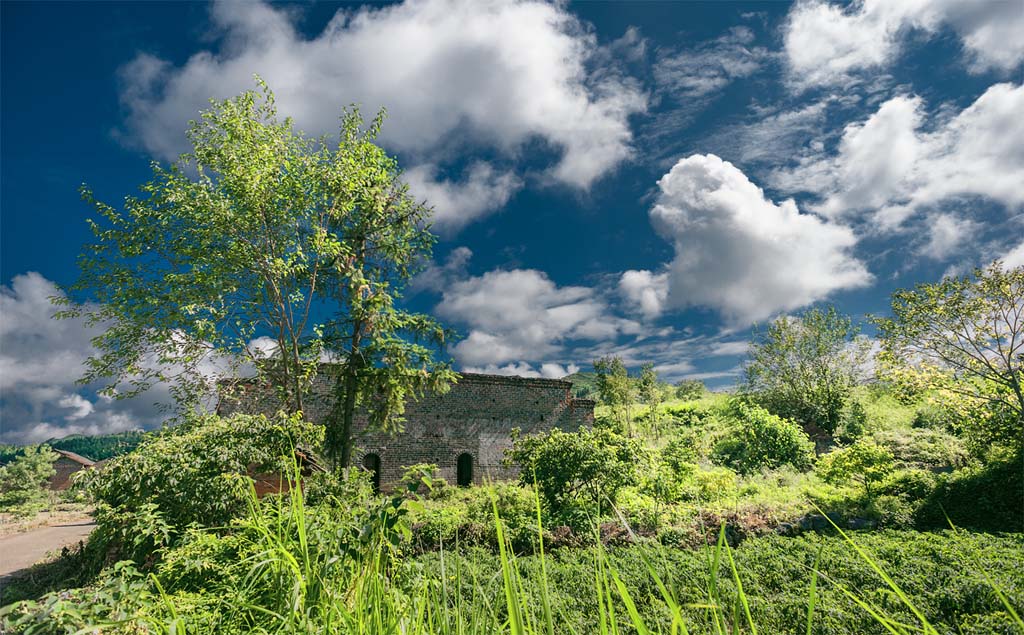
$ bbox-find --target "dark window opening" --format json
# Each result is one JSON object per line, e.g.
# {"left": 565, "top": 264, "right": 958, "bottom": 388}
{"left": 456, "top": 453, "right": 473, "bottom": 487}
{"left": 362, "top": 453, "right": 381, "bottom": 493}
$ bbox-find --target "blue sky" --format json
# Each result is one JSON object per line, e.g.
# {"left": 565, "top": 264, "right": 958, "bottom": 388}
{"left": 2, "top": 0, "right": 1022, "bottom": 443}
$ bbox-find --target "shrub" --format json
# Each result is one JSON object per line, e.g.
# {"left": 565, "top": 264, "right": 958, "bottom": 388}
{"left": 506, "top": 427, "right": 643, "bottom": 515}
{"left": 0, "top": 445, "right": 56, "bottom": 514}
{"left": 912, "top": 403, "right": 956, "bottom": 431}
{"left": 712, "top": 403, "right": 814, "bottom": 474}
{"left": 399, "top": 463, "right": 450, "bottom": 499}
{"left": 685, "top": 466, "right": 738, "bottom": 502}
{"left": 85, "top": 411, "right": 321, "bottom": 557}
{"left": 836, "top": 400, "right": 868, "bottom": 443}
{"left": 818, "top": 440, "right": 895, "bottom": 498}
{"left": 915, "top": 456, "right": 1024, "bottom": 532}
{"left": 411, "top": 482, "right": 541, "bottom": 551}
{"left": 866, "top": 495, "right": 917, "bottom": 528}
{"left": 674, "top": 379, "right": 705, "bottom": 400}
{"left": 872, "top": 429, "right": 971, "bottom": 471}
{"left": 877, "top": 469, "right": 939, "bottom": 500}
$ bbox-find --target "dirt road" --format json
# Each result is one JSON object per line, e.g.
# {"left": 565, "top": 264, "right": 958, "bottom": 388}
{"left": 0, "top": 519, "right": 95, "bottom": 582}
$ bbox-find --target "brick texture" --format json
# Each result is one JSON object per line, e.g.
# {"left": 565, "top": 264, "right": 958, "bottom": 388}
{"left": 218, "top": 372, "right": 595, "bottom": 488}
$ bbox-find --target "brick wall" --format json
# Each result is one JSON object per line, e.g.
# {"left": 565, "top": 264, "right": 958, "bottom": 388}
{"left": 49, "top": 457, "right": 86, "bottom": 490}
{"left": 219, "top": 372, "right": 595, "bottom": 488}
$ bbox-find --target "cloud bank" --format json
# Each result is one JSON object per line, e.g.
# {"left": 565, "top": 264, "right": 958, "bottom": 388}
{"left": 772, "top": 83, "right": 1024, "bottom": 232}
{"left": 0, "top": 273, "right": 168, "bottom": 444}
{"left": 784, "top": 0, "right": 1024, "bottom": 88}
{"left": 119, "top": 0, "right": 646, "bottom": 230}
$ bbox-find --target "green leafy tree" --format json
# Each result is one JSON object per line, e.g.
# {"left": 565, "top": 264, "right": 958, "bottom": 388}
{"left": 818, "top": 439, "right": 895, "bottom": 499}
{"left": 58, "top": 81, "right": 341, "bottom": 413}
{"left": 675, "top": 379, "right": 705, "bottom": 401}
{"left": 742, "top": 306, "right": 869, "bottom": 435}
{"left": 57, "top": 80, "right": 456, "bottom": 468}
{"left": 315, "top": 109, "right": 458, "bottom": 468}
{"left": 506, "top": 427, "right": 642, "bottom": 514}
{"left": 593, "top": 356, "right": 636, "bottom": 433}
{"left": 874, "top": 262, "right": 1024, "bottom": 450}
{"left": 0, "top": 445, "right": 57, "bottom": 511}
{"left": 637, "top": 363, "right": 663, "bottom": 429}
{"left": 711, "top": 403, "right": 815, "bottom": 474}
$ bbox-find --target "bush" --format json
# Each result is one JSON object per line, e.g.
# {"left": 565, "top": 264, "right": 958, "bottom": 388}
{"left": 912, "top": 403, "right": 956, "bottom": 431}
{"left": 506, "top": 427, "right": 643, "bottom": 515}
{"left": 836, "top": 400, "right": 868, "bottom": 443}
{"left": 872, "top": 429, "right": 971, "bottom": 471}
{"left": 0, "top": 445, "right": 56, "bottom": 514}
{"left": 411, "top": 482, "right": 541, "bottom": 551}
{"left": 915, "top": 456, "right": 1024, "bottom": 532}
{"left": 712, "top": 403, "right": 814, "bottom": 474}
{"left": 818, "top": 440, "right": 895, "bottom": 498}
{"left": 877, "top": 469, "right": 939, "bottom": 500}
{"left": 84, "top": 411, "right": 321, "bottom": 560}
{"left": 674, "top": 379, "right": 705, "bottom": 400}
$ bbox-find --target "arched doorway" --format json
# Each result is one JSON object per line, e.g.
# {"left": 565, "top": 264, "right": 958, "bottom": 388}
{"left": 456, "top": 453, "right": 473, "bottom": 487}
{"left": 362, "top": 453, "right": 381, "bottom": 493}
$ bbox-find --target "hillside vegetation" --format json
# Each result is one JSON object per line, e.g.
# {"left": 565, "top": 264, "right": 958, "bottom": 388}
{"left": 2, "top": 84, "right": 1020, "bottom": 634}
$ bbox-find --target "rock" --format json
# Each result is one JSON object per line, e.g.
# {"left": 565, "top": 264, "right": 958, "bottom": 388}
{"left": 774, "top": 521, "right": 798, "bottom": 536}
{"left": 799, "top": 513, "right": 843, "bottom": 532}
{"left": 847, "top": 517, "right": 876, "bottom": 530}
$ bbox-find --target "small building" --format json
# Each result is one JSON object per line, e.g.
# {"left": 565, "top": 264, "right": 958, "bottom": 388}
{"left": 249, "top": 448, "right": 326, "bottom": 497}
{"left": 218, "top": 372, "right": 595, "bottom": 489}
{"left": 49, "top": 449, "right": 96, "bottom": 490}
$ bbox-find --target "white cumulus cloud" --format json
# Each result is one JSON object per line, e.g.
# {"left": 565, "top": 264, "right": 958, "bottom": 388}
{"left": 0, "top": 273, "right": 164, "bottom": 444}
{"left": 784, "top": 0, "right": 1024, "bottom": 88}
{"left": 118, "top": 0, "right": 646, "bottom": 231}
{"left": 403, "top": 163, "right": 521, "bottom": 234}
{"left": 629, "top": 154, "right": 871, "bottom": 325}
{"left": 772, "top": 83, "right": 1024, "bottom": 231}
{"left": 434, "top": 265, "right": 641, "bottom": 370}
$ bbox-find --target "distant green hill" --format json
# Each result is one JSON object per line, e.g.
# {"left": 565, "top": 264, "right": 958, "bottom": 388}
{"left": 563, "top": 371, "right": 599, "bottom": 400}
{"left": 0, "top": 430, "right": 148, "bottom": 464}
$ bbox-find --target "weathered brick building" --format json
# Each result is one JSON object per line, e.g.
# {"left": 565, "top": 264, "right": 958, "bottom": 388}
{"left": 218, "top": 372, "right": 594, "bottom": 488}
{"left": 49, "top": 449, "right": 96, "bottom": 490}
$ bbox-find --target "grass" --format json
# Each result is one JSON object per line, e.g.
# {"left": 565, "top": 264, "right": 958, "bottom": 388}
{"left": 3, "top": 468, "right": 1022, "bottom": 634}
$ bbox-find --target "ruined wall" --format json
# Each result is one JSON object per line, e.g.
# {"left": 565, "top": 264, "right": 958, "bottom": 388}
{"left": 49, "top": 457, "right": 89, "bottom": 490}
{"left": 218, "top": 372, "right": 595, "bottom": 487}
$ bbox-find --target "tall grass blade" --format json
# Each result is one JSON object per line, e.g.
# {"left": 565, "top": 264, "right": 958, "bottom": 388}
{"left": 815, "top": 504, "right": 937, "bottom": 635}
{"left": 805, "top": 543, "right": 823, "bottom": 635}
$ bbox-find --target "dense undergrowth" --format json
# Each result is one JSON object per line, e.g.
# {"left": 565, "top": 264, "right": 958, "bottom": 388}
{"left": 3, "top": 463, "right": 1021, "bottom": 634}
{"left": 2, "top": 384, "right": 1021, "bottom": 633}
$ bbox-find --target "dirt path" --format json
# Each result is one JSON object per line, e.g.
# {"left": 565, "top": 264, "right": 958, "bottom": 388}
{"left": 0, "top": 518, "right": 95, "bottom": 582}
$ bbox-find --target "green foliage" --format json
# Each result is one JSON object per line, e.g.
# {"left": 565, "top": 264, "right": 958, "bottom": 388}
{"left": 563, "top": 371, "right": 599, "bottom": 399}
{"left": 399, "top": 463, "right": 450, "bottom": 499}
{"left": 0, "top": 445, "right": 57, "bottom": 514}
{"left": 874, "top": 262, "right": 1024, "bottom": 450}
{"left": 4, "top": 461, "right": 1022, "bottom": 634}
{"left": 818, "top": 440, "right": 896, "bottom": 498}
{"left": 507, "top": 427, "right": 643, "bottom": 515}
{"left": 915, "top": 456, "right": 1024, "bottom": 532}
{"left": 411, "top": 482, "right": 542, "bottom": 552}
{"left": 59, "top": 80, "right": 341, "bottom": 412}
{"left": 675, "top": 379, "right": 706, "bottom": 400}
{"left": 743, "top": 306, "right": 869, "bottom": 435}
{"left": 85, "top": 411, "right": 321, "bottom": 554}
{"left": 871, "top": 428, "right": 971, "bottom": 471}
{"left": 57, "top": 79, "right": 456, "bottom": 469}
{"left": 712, "top": 402, "right": 815, "bottom": 474}
{"left": 49, "top": 431, "right": 147, "bottom": 461}
{"left": 836, "top": 399, "right": 868, "bottom": 443}
{"left": 593, "top": 356, "right": 636, "bottom": 428}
